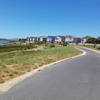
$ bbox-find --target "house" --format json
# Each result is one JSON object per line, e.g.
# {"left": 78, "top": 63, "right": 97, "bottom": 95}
{"left": 47, "top": 36, "right": 55, "bottom": 43}
{"left": 39, "top": 36, "right": 65, "bottom": 43}
{"left": 54, "top": 36, "right": 62, "bottom": 43}
{"left": 59, "top": 36, "right": 66, "bottom": 43}
{"left": 26, "top": 37, "right": 38, "bottom": 43}
{"left": 65, "top": 36, "right": 81, "bottom": 43}
{"left": 27, "top": 37, "right": 34, "bottom": 43}
{"left": 39, "top": 36, "right": 48, "bottom": 42}
{"left": 81, "top": 38, "right": 87, "bottom": 44}
{"left": 73, "top": 37, "right": 81, "bottom": 43}
{"left": 26, "top": 35, "right": 82, "bottom": 44}
{"left": 65, "top": 36, "right": 75, "bottom": 43}
{"left": 81, "top": 36, "right": 90, "bottom": 44}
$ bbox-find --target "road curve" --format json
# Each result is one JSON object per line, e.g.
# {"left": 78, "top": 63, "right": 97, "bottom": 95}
{"left": 0, "top": 47, "right": 100, "bottom": 100}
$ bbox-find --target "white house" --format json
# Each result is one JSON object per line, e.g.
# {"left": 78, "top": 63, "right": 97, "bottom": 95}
{"left": 27, "top": 37, "right": 39, "bottom": 43}
{"left": 81, "top": 36, "right": 91, "bottom": 44}
{"left": 39, "top": 36, "right": 47, "bottom": 42}
{"left": 65, "top": 36, "right": 74, "bottom": 43}
{"left": 55, "top": 36, "right": 62, "bottom": 43}
{"left": 65, "top": 36, "right": 81, "bottom": 43}
{"left": 47, "top": 36, "right": 55, "bottom": 43}
{"left": 81, "top": 38, "right": 87, "bottom": 44}
{"left": 26, "top": 35, "right": 81, "bottom": 43}
{"left": 27, "top": 37, "right": 34, "bottom": 43}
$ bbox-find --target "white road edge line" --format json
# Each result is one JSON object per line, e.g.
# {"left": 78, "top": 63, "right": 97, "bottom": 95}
{"left": 79, "top": 46, "right": 100, "bottom": 54}
{"left": 0, "top": 48, "right": 86, "bottom": 93}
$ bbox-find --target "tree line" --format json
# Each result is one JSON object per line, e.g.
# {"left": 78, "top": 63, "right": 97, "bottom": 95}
{"left": 86, "top": 37, "right": 100, "bottom": 44}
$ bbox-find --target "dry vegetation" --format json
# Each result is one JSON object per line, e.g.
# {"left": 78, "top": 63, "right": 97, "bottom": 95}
{"left": 80, "top": 44, "right": 100, "bottom": 51}
{"left": 0, "top": 43, "right": 82, "bottom": 83}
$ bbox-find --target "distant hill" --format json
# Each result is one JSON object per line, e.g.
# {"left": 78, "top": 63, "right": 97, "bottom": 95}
{"left": 10, "top": 38, "right": 19, "bottom": 41}
{"left": 0, "top": 38, "right": 19, "bottom": 41}
{"left": 0, "top": 38, "right": 8, "bottom": 40}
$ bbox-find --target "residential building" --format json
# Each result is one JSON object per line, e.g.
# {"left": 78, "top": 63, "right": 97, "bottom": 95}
{"left": 65, "top": 36, "right": 75, "bottom": 43}
{"left": 55, "top": 36, "right": 62, "bottom": 43}
{"left": 65, "top": 36, "right": 82, "bottom": 43}
{"left": 81, "top": 36, "right": 91, "bottom": 44}
{"left": 26, "top": 37, "right": 37, "bottom": 43}
{"left": 81, "top": 38, "right": 87, "bottom": 44}
{"left": 39, "top": 36, "right": 47, "bottom": 42}
{"left": 26, "top": 35, "right": 82, "bottom": 43}
{"left": 47, "top": 36, "right": 55, "bottom": 43}
{"left": 74, "top": 37, "right": 81, "bottom": 43}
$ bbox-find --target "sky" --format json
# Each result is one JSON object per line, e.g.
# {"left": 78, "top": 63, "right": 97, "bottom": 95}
{"left": 0, "top": 0, "right": 100, "bottom": 39}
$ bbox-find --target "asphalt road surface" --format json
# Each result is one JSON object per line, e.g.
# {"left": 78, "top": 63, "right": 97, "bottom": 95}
{"left": 0, "top": 47, "right": 100, "bottom": 100}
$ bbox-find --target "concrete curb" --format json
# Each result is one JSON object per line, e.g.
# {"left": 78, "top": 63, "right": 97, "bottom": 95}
{"left": 80, "top": 46, "right": 100, "bottom": 54}
{"left": 0, "top": 48, "right": 86, "bottom": 93}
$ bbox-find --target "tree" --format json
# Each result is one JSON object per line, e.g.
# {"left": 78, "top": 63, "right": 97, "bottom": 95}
{"left": 87, "top": 38, "right": 95, "bottom": 43}
{"left": 87, "top": 38, "right": 96, "bottom": 48}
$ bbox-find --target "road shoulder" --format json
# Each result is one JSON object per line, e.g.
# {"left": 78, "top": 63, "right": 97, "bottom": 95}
{"left": 0, "top": 48, "right": 86, "bottom": 93}
{"left": 79, "top": 46, "right": 100, "bottom": 54}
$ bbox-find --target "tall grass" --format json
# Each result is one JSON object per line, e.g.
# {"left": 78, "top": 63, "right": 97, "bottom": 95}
{"left": 0, "top": 43, "right": 37, "bottom": 53}
{"left": 0, "top": 47, "right": 82, "bottom": 83}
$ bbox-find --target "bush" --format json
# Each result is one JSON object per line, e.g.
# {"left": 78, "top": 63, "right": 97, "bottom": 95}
{"left": 62, "top": 43, "right": 68, "bottom": 46}
{"left": 24, "top": 43, "right": 37, "bottom": 50}
{"left": 93, "top": 43, "right": 97, "bottom": 48}
{"left": 50, "top": 44, "right": 55, "bottom": 48}
{"left": 97, "top": 46, "right": 100, "bottom": 49}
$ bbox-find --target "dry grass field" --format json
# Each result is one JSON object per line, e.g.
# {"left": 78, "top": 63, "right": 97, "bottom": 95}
{"left": 0, "top": 44, "right": 82, "bottom": 83}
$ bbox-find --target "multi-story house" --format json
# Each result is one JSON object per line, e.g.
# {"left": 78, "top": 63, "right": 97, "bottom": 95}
{"left": 27, "top": 37, "right": 38, "bottom": 43}
{"left": 81, "top": 36, "right": 90, "bottom": 44}
{"left": 65, "top": 36, "right": 75, "bottom": 43}
{"left": 74, "top": 37, "right": 81, "bottom": 43}
{"left": 47, "top": 36, "right": 55, "bottom": 43}
{"left": 26, "top": 35, "right": 82, "bottom": 44}
{"left": 39, "top": 36, "right": 47, "bottom": 42}
{"left": 65, "top": 36, "right": 81, "bottom": 43}
{"left": 55, "top": 36, "right": 62, "bottom": 43}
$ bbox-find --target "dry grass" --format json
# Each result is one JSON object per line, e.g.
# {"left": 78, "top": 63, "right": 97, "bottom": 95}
{"left": 0, "top": 46, "right": 82, "bottom": 83}
{"left": 80, "top": 45, "right": 100, "bottom": 51}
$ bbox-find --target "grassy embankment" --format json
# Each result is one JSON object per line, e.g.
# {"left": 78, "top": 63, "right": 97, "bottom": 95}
{"left": 80, "top": 44, "right": 100, "bottom": 51}
{"left": 0, "top": 43, "right": 82, "bottom": 83}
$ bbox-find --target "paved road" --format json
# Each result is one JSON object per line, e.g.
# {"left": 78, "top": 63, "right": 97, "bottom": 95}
{"left": 0, "top": 47, "right": 100, "bottom": 100}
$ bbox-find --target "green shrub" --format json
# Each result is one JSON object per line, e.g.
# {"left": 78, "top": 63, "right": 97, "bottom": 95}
{"left": 50, "top": 44, "right": 55, "bottom": 48}
{"left": 97, "top": 46, "right": 100, "bottom": 49}
{"left": 62, "top": 43, "right": 68, "bottom": 46}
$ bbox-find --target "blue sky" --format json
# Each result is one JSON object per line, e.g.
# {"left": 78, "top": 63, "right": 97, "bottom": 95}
{"left": 0, "top": 0, "right": 100, "bottom": 38}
